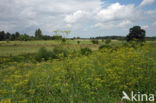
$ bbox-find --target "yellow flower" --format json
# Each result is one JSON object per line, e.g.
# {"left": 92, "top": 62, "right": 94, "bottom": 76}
{"left": 0, "top": 98, "right": 11, "bottom": 103}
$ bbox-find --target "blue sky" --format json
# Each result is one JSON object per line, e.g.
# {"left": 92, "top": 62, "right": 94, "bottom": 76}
{"left": 104, "top": 0, "right": 142, "bottom": 5}
{"left": 0, "top": 0, "right": 156, "bottom": 37}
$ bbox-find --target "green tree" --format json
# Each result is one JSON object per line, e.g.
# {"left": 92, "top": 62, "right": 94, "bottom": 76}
{"left": 15, "top": 32, "right": 20, "bottom": 40}
{"left": 0, "top": 31, "right": 5, "bottom": 40}
{"left": 19, "top": 34, "right": 31, "bottom": 41}
{"left": 126, "top": 26, "right": 146, "bottom": 42}
{"left": 6, "top": 32, "right": 11, "bottom": 40}
{"left": 35, "top": 28, "right": 43, "bottom": 39}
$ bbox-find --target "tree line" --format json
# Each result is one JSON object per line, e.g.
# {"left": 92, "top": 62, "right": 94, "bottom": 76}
{"left": 0, "top": 26, "right": 156, "bottom": 41}
{"left": 0, "top": 29, "right": 65, "bottom": 41}
{"left": 95, "top": 26, "right": 156, "bottom": 41}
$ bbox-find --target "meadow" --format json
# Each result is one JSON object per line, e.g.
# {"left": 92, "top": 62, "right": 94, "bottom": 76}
{"left": 0, "top": 40, "right": 156, "bottom": 103}
{"left": 0, "top": 40, "right": 126, "bottom": 56}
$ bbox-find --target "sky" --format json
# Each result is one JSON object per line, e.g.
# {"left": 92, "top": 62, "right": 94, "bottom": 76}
{"left": 0, "top": 0, "right": 156, "bottom": 37}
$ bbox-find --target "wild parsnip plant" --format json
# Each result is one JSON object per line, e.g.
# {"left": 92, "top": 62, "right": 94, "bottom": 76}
{"left": 0, "top": 44, "right": 156, "bottom": 103}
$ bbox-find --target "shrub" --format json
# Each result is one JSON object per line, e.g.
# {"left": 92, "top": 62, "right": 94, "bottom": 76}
{"left": 99, "top": 44, "right": 112, "bottom": 50}
{"left": 105, "top": 39, "right": 111, "bottom": 45}
{"left": 53, "top": 46, "right": 69, "bottom": 58}
{"left": 62, "top": 38, "right": 66, "bottom": 42}
{"left": 81, "top": 47, "right": 92, "bottom": 55}
{"left": 77, "top": 41, "right": 80, "bottom": 44}
{"left": 35, "top": 47, "right": 54, "bottom": 62}
{"left": 91, "top": 39, "right": 99, "bottom": 44}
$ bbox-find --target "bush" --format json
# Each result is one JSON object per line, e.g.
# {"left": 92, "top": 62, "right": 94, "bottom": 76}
{"left": 91, "top": 39, "right": 99, "bottom": 44}
{"left": 99, "top": 45, "right": 112, "bottom": 50}
{"left": 81, "top": 47, "right": 92, "bottom": 56}
{"left": 35, "top": 47, "right": 54, "bottom": 62}
{"left": 105, "top": 39, "right": 111, "bottom": 45}
{"left": 53, "top": 46, "right": 69, "bottom": 58}
{"left": 77, "top": 41, "right": 80, "bottom": 44}
{"left": 62, "top": 38, "right": 66, "bottom": 42}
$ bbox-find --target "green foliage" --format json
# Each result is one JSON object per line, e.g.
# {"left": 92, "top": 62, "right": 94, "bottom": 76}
{"left": 105, "top": 39, "right": 111, "bottom": 45}
{"left": 18, "top": 34, "right": 32, "bottom": 41}
{"left": 53, "top": 46, "right": 69, "bottom": 58}
{"left": 0, "top": 31, "right": 5, "bottom": 40}
{"left": 35, "top": 28, "right": 43, "bottom": 39}
{"left": 77, "top": 40, "right": 80, "bottom": 44}
{"left": 81, "top": 47, "right": 92, "bottom": 55}
{"left": 35, "top": 47, "right": 54, "bottom": 62}
{"left": 62, "top": 38, "right": 66, "bottom": 42}
{"left": 52, "top": 35, "right": 62, "bottom": 40}
{"left": 127, "top": 26, "right": 146, "bottom": 42}
{"left": 41, "top": 35, "right": 52, "bottom": 40}
{"left": 91, "top": 39, "right": 99, "bottom": 44}
{"left": 0, "top": 45, "right": 156, "bottom": 103}
{"left": 99, "top": 44, "right": 112, "bottom": 50}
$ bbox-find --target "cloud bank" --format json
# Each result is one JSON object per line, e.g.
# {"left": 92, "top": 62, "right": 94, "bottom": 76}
{"left": 0, "top": 0, "right": 156, "bottom": 37}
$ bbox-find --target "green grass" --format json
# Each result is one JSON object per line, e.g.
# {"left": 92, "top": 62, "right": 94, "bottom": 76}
{"left": 0, "top": 40, "right": 124, "bottom": 56}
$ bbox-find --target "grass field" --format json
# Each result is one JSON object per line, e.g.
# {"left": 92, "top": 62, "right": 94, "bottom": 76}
{"left": 0, "top": 40, "right": 150, "bottom": 56}
{"left": 0, "top": 40, "right": 156, "bottom": 103}
{"left": 0, "top": 40, "right": 156, "bottom": 56}
{"left": 0, "top": 40, "right": 106, "bottom": 56}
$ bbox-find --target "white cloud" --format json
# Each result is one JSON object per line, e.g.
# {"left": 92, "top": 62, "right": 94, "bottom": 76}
{"left": 142, "top": 25, "right": 149, "bottom": 29}
{"left": 119, "top": 20, "right": 132, "bottom": 27}
{"left": 152, "top": 21, "right": 156, "bottom": 26}
{"left": 64, "top": 10, "right": 87, "bottom": 23}
{"left": 139, "top": 0, "right": 155, "bottom": 7}
{"left": 0, "top": 0, "right": 102, "bottom": 34}
{"left": 96, "top": 3, "right": 135, "bottom": 22}
{"left": 66, "top": 24, "right": 72, "bottom": 28}
{"left": 146, "top": 10, "right": 156, "bottom": 15}
{"left": 94, "top": 23, "right": 114, "bottom": 30}
{"left": 0, "top": 0, "right": 156, "bottom": 36}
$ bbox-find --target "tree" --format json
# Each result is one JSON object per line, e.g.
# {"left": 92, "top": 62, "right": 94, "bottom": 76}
{"left": 0, "top": 31, "right": 5, "bottom": 40}
{"left": 19, "top": 34, "right": 31, "bottom": 41}
{"left": 126, "top": 26, "right": 146, "bottom": 42}
{"left": 10, "top": 34, "right": 16, "bottom": 40}
{"left": 35, "top": 28, "right": 43, "bottom": 39}
{"left": 15, "top": 32, "right": 20, "bottom": 40}
{"left": 6, "top": 32, "right": 11, "bottom": 40}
